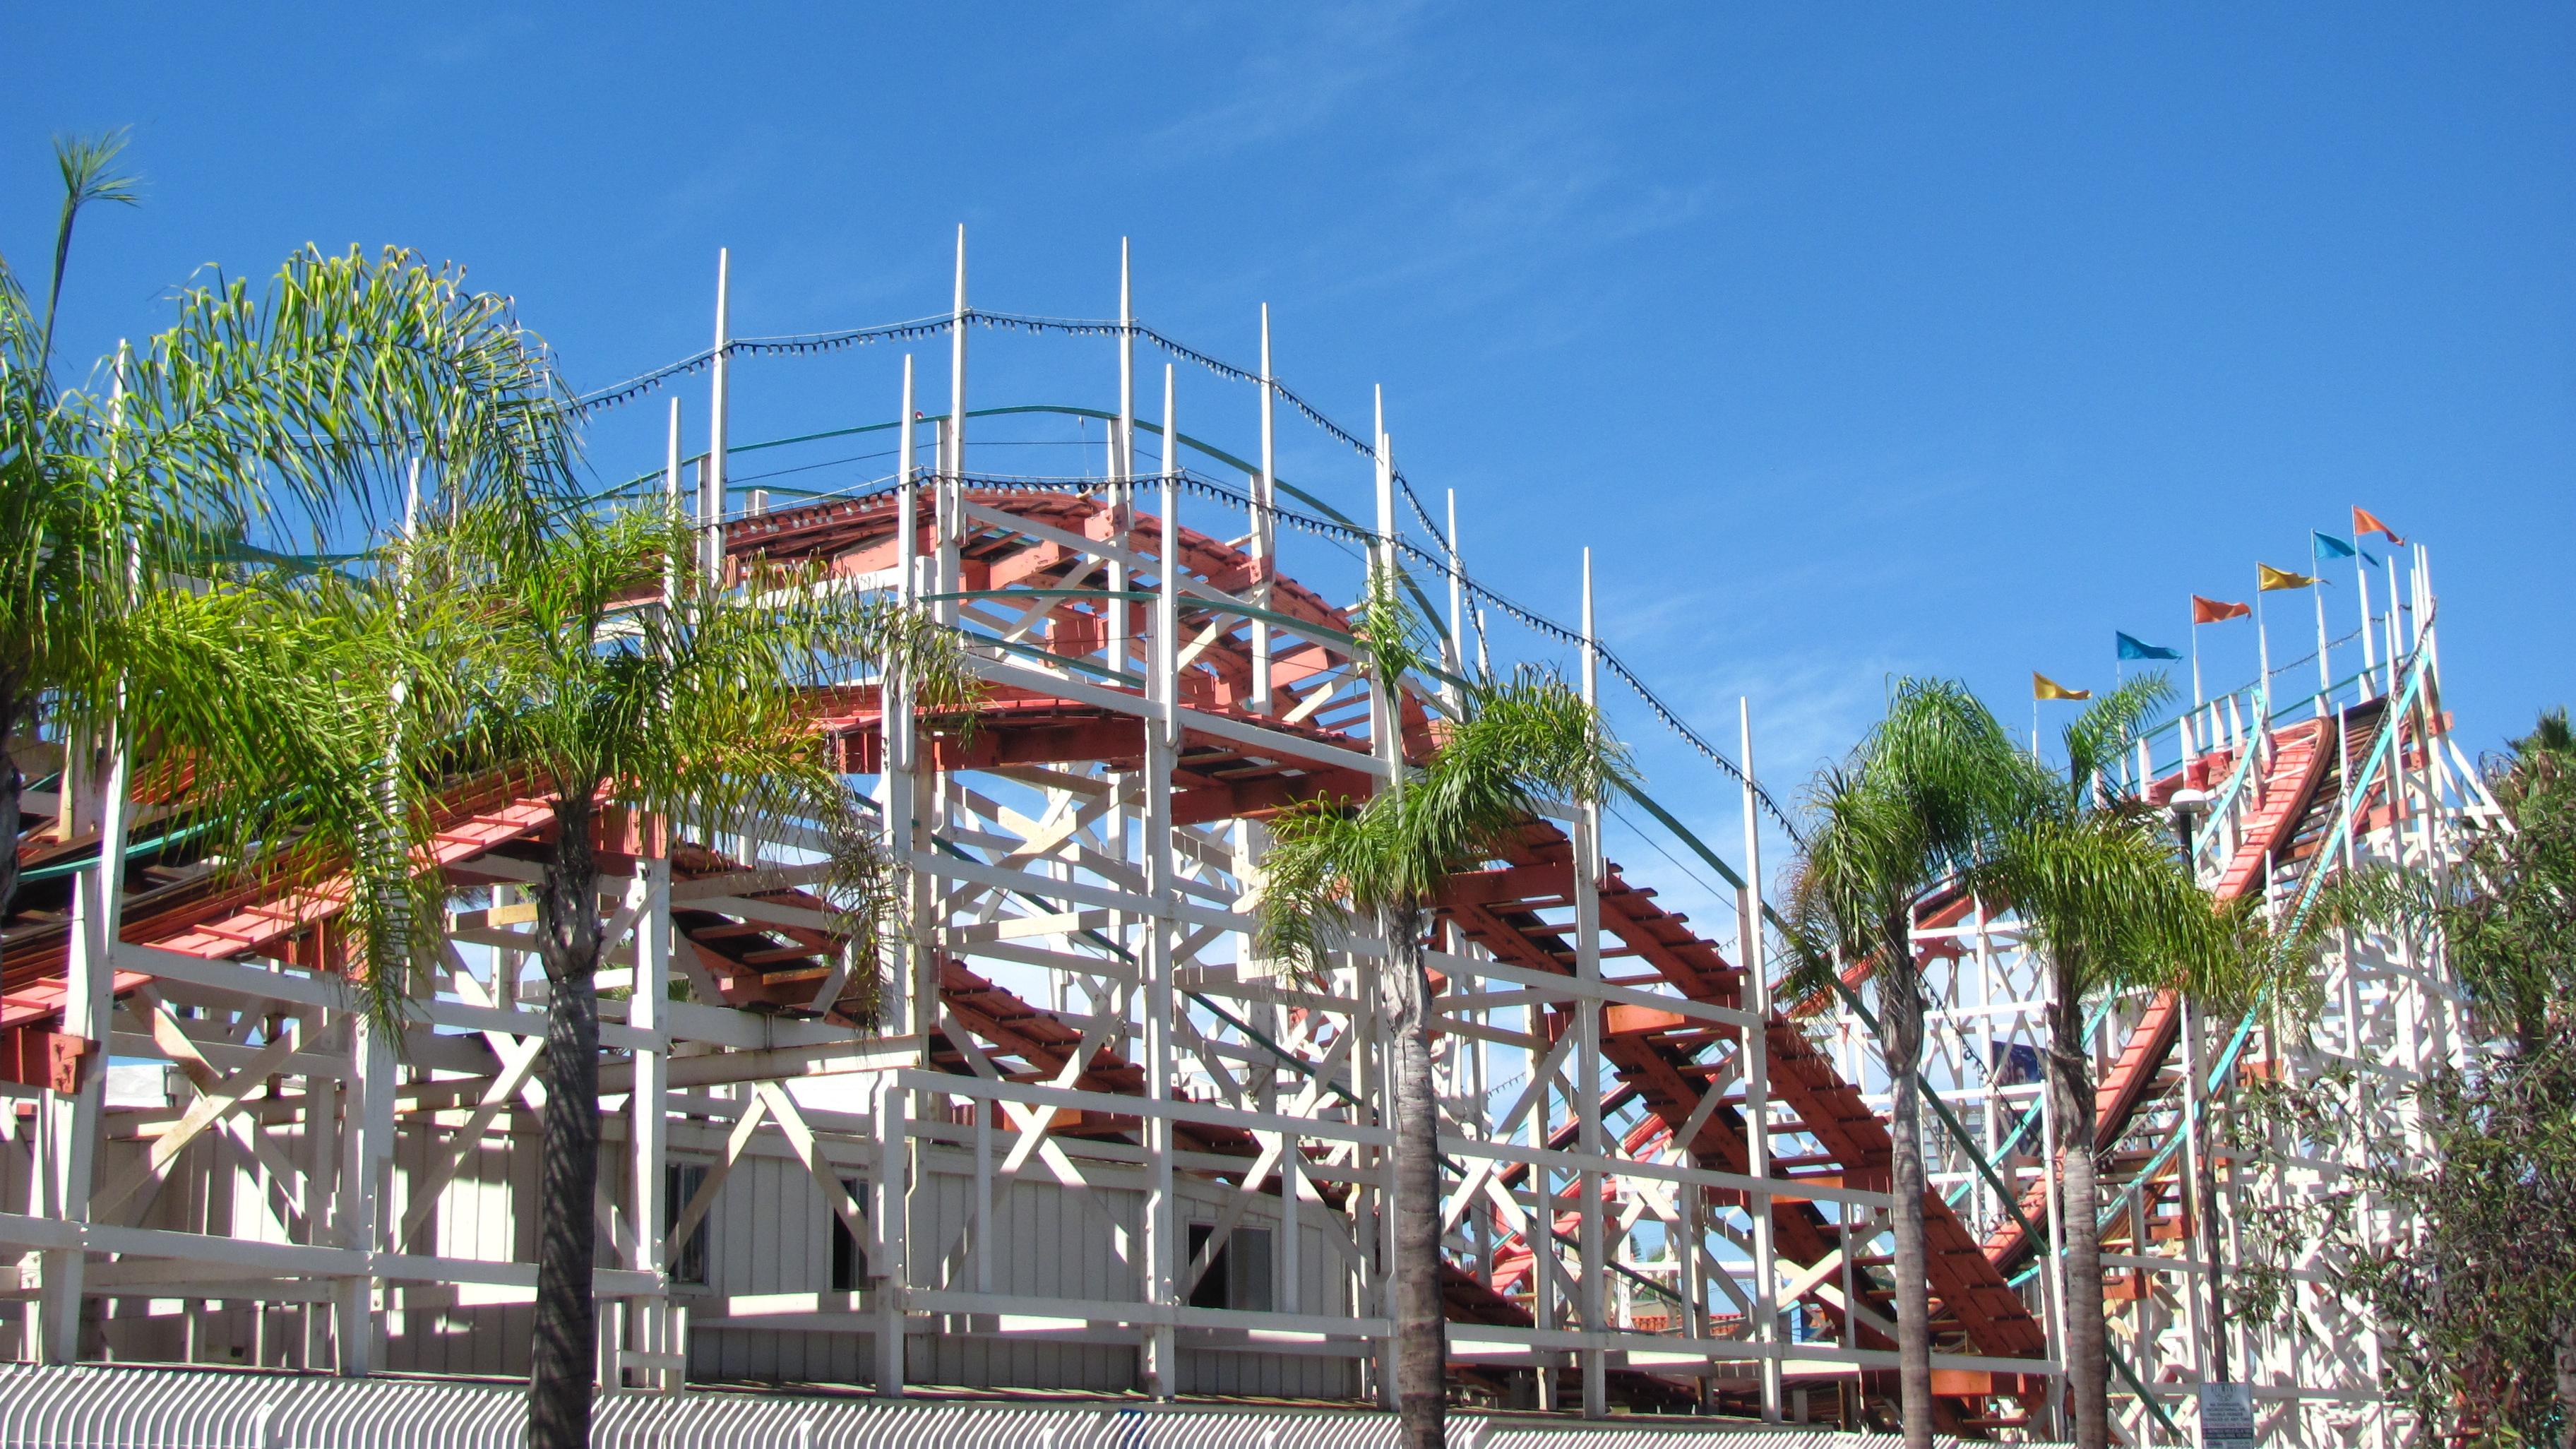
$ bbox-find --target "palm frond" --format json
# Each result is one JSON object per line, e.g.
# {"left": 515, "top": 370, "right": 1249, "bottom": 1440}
{"left": 40, "top": 129, "right": 141, "bottom": 369}
{"left": 2061, "top": 672, "right": 2175, "bottom": 794}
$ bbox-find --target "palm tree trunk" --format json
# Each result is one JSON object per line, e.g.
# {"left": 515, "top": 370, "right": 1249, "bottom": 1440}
{"left": 1883, "top": 965, "right": 1936, "bottom": 1449}
{"left": 2048, "top": 985, "right": 2110, "bottom": 1449}
{"left": 530, "top": 794, "right": 603, "bottom": 1449}
{"left": 1384, "top": 916, "right": 1448, "bottom": 1449}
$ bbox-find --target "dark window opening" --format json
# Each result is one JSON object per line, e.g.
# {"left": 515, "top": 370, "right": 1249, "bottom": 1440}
{"left": 830, "top": 1177, "right": 870, "bottom": 1293}
{"left": 1186, "top": 1223, "right": 1273, "bottom": 1311}
{"left": 664, "top": 1163, "right": 710, "bottom": 1286}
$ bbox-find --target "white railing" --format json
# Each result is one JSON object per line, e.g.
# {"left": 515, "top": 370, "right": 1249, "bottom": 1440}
{"left": 0, "top": 1364, "right": 2022, "bottom": 1449}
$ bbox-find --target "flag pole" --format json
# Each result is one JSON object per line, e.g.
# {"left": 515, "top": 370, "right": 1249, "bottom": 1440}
{"left": 2254, "top": 571, "right": 2272, "bottom": 715}
{"left": 2354, "top": 547, "right": 2377, "bottom": 699}
{"left": 2311, "top": 571, "right": 2331, "bottom": 718}
{"left": 2190, "top": 613, "right": 2203, "bottom": 708}
{"left": 2383, "top": 551, "right": 2402, "bottom": 691}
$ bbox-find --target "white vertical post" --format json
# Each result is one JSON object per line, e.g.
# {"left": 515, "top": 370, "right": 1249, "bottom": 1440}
{"left": 335, "top": 1006, "right": 393, "bottom": 1374}
{"left": 2383, "top": 553, "right": 2403, "bottom": 692}
{"left": 1737, "top": 699, "right": 1784, "bottom": 1421}
{"left": 627, "top": 855, "right": 672, "bottom": 1390}
{"left": 889, "top": 357, "right": 923, "bottom": 1034}
{"left": 703, "top": 249, "right": 731, "bottom": 582}
{"left": 2255, "top": 577, "right": 2273, "bottom": 732}
{"left": 2312, "top": 576, "right": 2332, "bottom": 717}
{"left": 2037, "top": 1028, "right": 2070, "bottom": 1405}
{"left": 299, "top": 996, "right": 340, "bottom": 1370}
{"left": 32, "top": 352, "right": 136, "bottom": 1365}
{"left": 1575, "top": 549, "right": 1606, "bottom": 1419}
{"left": 872, "top": 1075, "right": 910, "bottom": 1395}
{"left": 1110, "top": 242, "right": 1134, "bottom": 680}
{"left": 1136, "top": 365, "right": 1181, "bottom": 1397}
{"left": 937, "top": 232, "right": 967, "bottom": 621}
{"left": 1251, "top": 304, "right": 1276, "bottom": 715}
{"left": 1372, "top": 388, "right": 1395, "bottom": 597}
{"left": 356, "top": 441, "right": 415, "bottom": 1378}
{"left": 662, "top": 400, "right": 686, "bottom": 602}
{"left": 1443, "top": 491, "right": 1465, "bottom": 706}
{"left": 948, "top": 225, "right": 967, "bottom": 489}
{"left": 1367, "top": 389, "right": 1401, "bottom": 1407}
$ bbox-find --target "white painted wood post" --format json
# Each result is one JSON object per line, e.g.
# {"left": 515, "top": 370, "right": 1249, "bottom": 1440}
{"left": 1575, "top": 549, "right": 1607, "bottom": 1419}
{"left": 335, "top": 1007, "right": 393, "bottom": 1374}
{"left": 1737, "top": 698, "right": 1784, "bottom": 1420}
{"left": 1110, "top": 240, "right": 1134, "bottom": 681}
{"left": 703, "top": 250, "right": 730, "bottom": 582}
{"left": 889, "top": 352, "right": 921, "bottom": 1019}
{"left": 1368, "top": 390, "right": 1403, "bottom": 1408}
{"left": 34, "top": 704, "right": 122, "bottom": 1366}
{"left": 35, "top": 352, "right": 133, "bottom": 1365}
{"left": 627, "top": 855, "right": 672, "bottom": 1390}
{"left": 936, "top": 234, "right": 966, "bottom": 621}
{"left": 871, "top": 1073, "right": 910, "bottom": 1396}
{"left": 1138, "top": 364, "right": 1183, "bottom": 1397}
{"left": 299, "top": 1001, "right": 340, "bottom": 1371}
{"left": 1443, "top": 491, "right": 1464, "bottom": 708}
{"left": 1251, "top": 304, "right": 1276, "bottom": 715}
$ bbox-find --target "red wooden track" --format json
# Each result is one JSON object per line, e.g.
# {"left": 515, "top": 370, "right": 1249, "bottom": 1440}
{"left": 1976, "top": 703, "right": 2373, "bottom": 1273}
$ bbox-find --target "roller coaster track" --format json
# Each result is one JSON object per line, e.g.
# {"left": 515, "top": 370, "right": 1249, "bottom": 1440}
{"left": 2, "top": 486, "right": 2056, "bottom": 1424}
{"left": 1973, "top": 700, "right": 2365, "bottom": 1275}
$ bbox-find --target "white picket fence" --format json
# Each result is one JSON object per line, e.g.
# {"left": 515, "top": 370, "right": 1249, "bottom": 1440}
{"left": 0, "top": 1366, "right": 2003, "bottom": 1449}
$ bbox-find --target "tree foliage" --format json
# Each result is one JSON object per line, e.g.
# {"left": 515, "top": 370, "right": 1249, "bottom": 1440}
{"left": 2229, "top": 712, "right": 2576, "bottom": 1447}
{"left": 3, "top": 129, "right": 578, "bottom": 919}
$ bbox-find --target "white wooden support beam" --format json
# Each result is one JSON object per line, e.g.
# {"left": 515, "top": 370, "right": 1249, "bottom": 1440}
{"left": 1137, "top": 364, "right": 1181, "bottom": 1399}
{"left": 704, "top": 249, "right": 730, "bottom": 579}
{"left": 627, "top": 856, "right": 675, "bottom": 1390}
{"left": 1739, "top": 697, "right": 1784, "bottom": 1421}
{"left": 35, "top": 705, "right": 129, "bottom": 1362}
{"left": 1251, "top": 302, "right": 1275, "bottom": 715}
{"left": 333, "top": 1003, "right": 393, "bottom": 1374}
{"left": 872, "top": 1073, "right": 910, "bottom": 1397}
{"left": 1574, "top": 548, "right": 1607, "bottom": 1419}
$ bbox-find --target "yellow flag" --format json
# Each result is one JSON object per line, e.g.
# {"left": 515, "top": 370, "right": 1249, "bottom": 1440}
{"left": 2257, "top": 563, "right": 2315, "bottom": 592}
{"left": 2034, "top": 672, "right": 2092, "bottom": 701}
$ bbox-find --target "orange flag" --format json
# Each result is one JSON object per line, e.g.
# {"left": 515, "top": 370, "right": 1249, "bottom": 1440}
{"left": 2192, "top": 595, "right": 2252, "bottom": 624}
{"left": 2353, "top": 506, "right": 2404, "bottom": 545}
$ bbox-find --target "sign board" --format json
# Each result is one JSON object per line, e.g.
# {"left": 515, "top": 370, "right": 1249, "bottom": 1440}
{"left": 2199, "top": 1382, "right": 2256, "bottom": 1446}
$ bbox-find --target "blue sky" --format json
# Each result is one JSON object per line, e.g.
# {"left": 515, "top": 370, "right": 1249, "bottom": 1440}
{"left": 11, "top": 4, "right": 2572, "bottom": 883}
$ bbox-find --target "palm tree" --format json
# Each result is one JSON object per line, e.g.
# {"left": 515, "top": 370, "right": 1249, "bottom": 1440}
{"left": 1782, "top": 677, "right": 2022, "bottom": 1445}
{"left": 4, "top": 129, "right": 576, "bottom": 919}
{"left": 410, "top": 501, "right": 970, "bottom": 1449}
{"left": 1974, "top": 672, "right": 2224, "bottom": 1449}
{"left": 1253, "top": 578, "right": 1628, "bottom": 1449}
{"left": 107, "top": 547, "right": 492, "bottom": 1027}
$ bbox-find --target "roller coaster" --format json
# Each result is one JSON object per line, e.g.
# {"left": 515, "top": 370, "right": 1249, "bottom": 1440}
{"left": 0, "top": 237, "right": 2481, "bottom": 1445}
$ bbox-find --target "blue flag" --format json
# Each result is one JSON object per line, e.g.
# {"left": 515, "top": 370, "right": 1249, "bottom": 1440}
{"left": 2117, "top": 631, "right": 2182, "bottom": 662}
{"left": 2312, "top": 530, "right": 2381, "bottom": 567}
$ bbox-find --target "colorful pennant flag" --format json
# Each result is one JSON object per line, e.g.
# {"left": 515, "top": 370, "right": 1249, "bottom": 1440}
{"left": 2193, "top": 595, "right": 2253, "bottom": 623}
{"left": 2353, "top": 506, "right": 2404, "bottom": 545}
{"left": 2257, "top": 564, "right": 2315, "bottom": 592}
{"left": 2117, "top": 632, "right": 2182, "bottom": 661}
{"left": 2312, "top": 531, "right": 2380, "bottom": 566}
{"left": 2033, "top": 672, "right": 2092, "bottom": 701}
